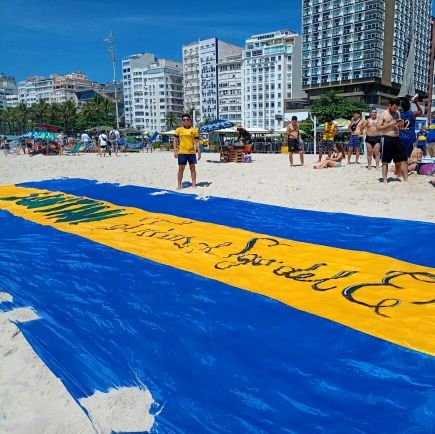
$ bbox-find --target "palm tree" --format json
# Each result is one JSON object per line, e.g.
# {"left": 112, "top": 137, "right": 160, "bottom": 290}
{"left": 4, "top": 108, "right": 19, "bottom": 134}
{"left": 16, "top": 102, "right": 31, "bottom": 134}
{"left": 48, "top": 102, "right": 61, "bottom": 127}
{"left": 165, "top": 112, "right": 178, "bottom": 130}
{"left": 31, "top": 99, "right": 50, "bottom": 124}
{"left": 58, "top": 100, "right": 77, "bottom": 133}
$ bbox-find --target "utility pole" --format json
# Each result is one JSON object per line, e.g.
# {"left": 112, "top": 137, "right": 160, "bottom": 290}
{"left": 104, "top": 31, "right": 120, "bottom": 129}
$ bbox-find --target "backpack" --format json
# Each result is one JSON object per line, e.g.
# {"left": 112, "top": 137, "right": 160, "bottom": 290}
{"left": 109, "top": 130, "right": 116, "bottom": 140}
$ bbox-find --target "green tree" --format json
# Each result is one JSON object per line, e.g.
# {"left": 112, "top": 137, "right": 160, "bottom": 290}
{"left": 310, "top": 91, "right": 369, "bottom": 123}
{"left": 58, "top": 100, "right": 77, "bottom": 133}
{"left": 31, "top": 99, "right": 50, "bottom": 124}
{"left": 299, "top": 118, "right": 314, "bottom": 141}
{"left": 48, "top": 102, "right": 61, "bottom": 127}
{"left": 165, "top": 112, "right": 178, "bottom": 130}
{"left": 16, "top": 102, "right": 31, "bottom": 134}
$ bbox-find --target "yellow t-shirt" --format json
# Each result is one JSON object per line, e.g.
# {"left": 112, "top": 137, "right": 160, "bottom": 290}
{"left": 323, "top": 122, "right": 336, "bottom": 141}
{"left": 175, "top": 127, "right": 199, "bottom": 154}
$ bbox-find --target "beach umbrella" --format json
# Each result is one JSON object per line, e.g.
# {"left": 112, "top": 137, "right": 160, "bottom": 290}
{"left": 35, "top": 131, "right": 58, "bottom": 141}
{"left": 22, "top": 131, "right": 37, "bottom": 138}
{"left": 199, "top": 119, "right": 234, "bottom": 133}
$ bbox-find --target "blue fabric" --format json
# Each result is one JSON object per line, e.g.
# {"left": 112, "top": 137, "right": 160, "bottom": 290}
{"left": 2, "top": 180, "right": 434, "bottom": 433}
{"left": 1, "top": 210, "right": 434, "bottom": 434}
{"left": 19, "top": 179, "right": 435, "bottom": 267}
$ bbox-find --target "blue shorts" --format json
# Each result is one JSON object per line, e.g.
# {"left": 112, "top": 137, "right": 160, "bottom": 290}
{"left": 178, "top": 154, "right": 197, "bottom": 165}
{"left": 348, "top": 135, "right": 360, "bottom": 148}
{"left": 416, "top": 142, "right": 427, "bottom": 151}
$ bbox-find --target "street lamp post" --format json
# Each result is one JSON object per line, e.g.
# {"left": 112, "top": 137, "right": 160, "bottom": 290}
{"left": 104, "top": 31, "right": 120, "bottom": 129}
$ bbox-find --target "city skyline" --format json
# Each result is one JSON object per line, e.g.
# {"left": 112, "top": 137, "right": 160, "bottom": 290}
{"left": 1, "top": 0, "right": 303, "bottom": 83}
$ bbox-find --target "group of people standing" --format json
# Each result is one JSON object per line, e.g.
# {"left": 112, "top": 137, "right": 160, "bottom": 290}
{"left": 316, "top": 96, "right": 431, "bottom": 184}
{"left": 80, "top": 128, "right": 122, "bottom": 157}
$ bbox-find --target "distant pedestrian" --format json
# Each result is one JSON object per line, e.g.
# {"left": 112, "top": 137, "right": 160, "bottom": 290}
{"left": 20, "top": 137, "right": 26, "bottom": 154}
{"left": 173, "top": 113, "right": 200, "bottom": 189}
{"left": 81, "top": 131, "right": 91, "bottom": 151}
{"left": 57, "top": 130, "right": 65, "bottom": 157}
{"left": 109, "top": 128, "right": 120, "bottom": 156}
{"left": 99, "top": 130, "right": 111, "bottom": 157}
{"left": 2, "top": 137, "right": 9, "bottom": 157}
{"left": 93, "top": 129, "right": 101, "bottom": 156}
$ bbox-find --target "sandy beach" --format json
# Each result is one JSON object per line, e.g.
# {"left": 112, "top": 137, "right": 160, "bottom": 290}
{"left": 0, "top": 151, "right": 434, "bottom": 433}
{"left": 1, "top": 151, "right": 434, "bottom": 222}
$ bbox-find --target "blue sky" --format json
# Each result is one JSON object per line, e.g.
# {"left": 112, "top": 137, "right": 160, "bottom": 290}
{"left": 1, "top": 0, "right": 301, "bottom": 83}
{"left": 1, "top": 0, "right": 435, "bottom": 84}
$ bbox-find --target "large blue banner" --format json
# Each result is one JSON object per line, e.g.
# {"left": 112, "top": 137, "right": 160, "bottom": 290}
{"left": 1, "top": 179, "right": 434, "bottom": 433}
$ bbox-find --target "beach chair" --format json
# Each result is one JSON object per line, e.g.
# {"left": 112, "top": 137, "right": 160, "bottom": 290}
{"left": 64, "top": 142, "right": 81, "bottom": 156}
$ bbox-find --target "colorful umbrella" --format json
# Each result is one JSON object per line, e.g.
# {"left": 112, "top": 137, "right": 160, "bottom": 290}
{"left": 199, "top": 119, "right": 234, "bottom": 133}
{"left": 34, "top": 132, "right": 58, "bottom": 141}
{"left": 22, "top": 131, "right": 38, "bottom": 138}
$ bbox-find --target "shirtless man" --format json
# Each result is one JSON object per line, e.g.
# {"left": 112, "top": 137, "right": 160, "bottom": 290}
{"left": 361, "top": 108, "right": 381, "bottom": 170}
{"left": 286, "top": 116, "right": 304, "bottom": 166}
{"left": 377, "top": 99, "right": 408, "bottom": 184}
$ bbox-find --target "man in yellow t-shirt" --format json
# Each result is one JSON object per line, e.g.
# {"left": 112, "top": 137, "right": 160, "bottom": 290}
{"left": 173, "top": 113, "right": 201, "bottom": 189}
{"left": 318, "top": 115, "right": 337, "bottom": 162}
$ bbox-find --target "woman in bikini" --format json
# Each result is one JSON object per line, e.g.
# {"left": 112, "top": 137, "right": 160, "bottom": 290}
{"left": 313, "top": 143, "right": 345, "bottom": 169}
{"left": 361, "top": 108, "right": 381, "bottom": 170}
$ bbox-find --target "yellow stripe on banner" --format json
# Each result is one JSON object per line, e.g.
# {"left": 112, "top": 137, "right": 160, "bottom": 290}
{"left": 0, "top": 185, "right": 434, "bottom": 355}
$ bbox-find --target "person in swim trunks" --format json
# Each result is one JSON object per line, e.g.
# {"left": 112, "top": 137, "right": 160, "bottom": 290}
{"left": 377, "top": 99, "right": 408, "bottom": 184}
{"left": 286, "top": 115, "right": 304, "bottom": 167}
{"left": 361, "top": 108, "right": 381, "bottom": 170}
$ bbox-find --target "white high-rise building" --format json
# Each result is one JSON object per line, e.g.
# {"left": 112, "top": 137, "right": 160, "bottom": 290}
{"left": 183, "top": 38, "right": 243, "bottom": 122}
{"left": 217, "top": 54, "right": 243, "bottom": 124}
{"left": 122, "top": 53, "right": 183, "bottom": 132}
{"left": 243, "top": 30, "right": 305, "bottom": 131}
{"left": 301, "top": 0, "right": 432, "bottom": 106}
{"left": 17, "top": 73, "right": 98, "bottom": 106}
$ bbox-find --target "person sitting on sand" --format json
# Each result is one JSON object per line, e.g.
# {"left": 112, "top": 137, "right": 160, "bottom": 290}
{"left": 408, "top": 147, "right": 423, "bottom": 173}
{"left": 313, "top": 143, "right": 345, "bottom": 169}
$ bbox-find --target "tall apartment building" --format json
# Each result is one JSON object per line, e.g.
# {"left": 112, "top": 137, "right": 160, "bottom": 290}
{"left": 242, "top": 30, "right": 306, "bottom": 131}
{"left": 0, "top": 73, "right": 18, "bottom": 109}
{"left": 217, "top": 54, "right": 243, "bottom": 124}
{"left": 18, "top": 73, "right": 98, "bottom": 106}
{"left": 302, "top": 0, "right": 432, "bottom": 106}
{"left": 122, "top": 53, "right": 183, "bottom": 131}
{"left": 183, "top": 38, "right": 243, "bottom": 122}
